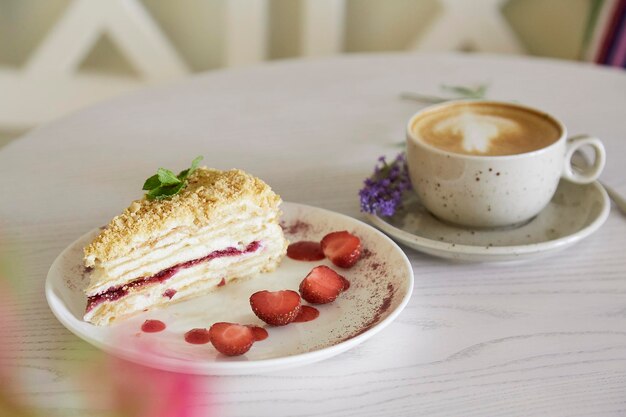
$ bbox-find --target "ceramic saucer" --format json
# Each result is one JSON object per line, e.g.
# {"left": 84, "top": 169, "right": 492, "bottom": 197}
{"left": 367, "top": 180, "right": 610, "bottom": 263}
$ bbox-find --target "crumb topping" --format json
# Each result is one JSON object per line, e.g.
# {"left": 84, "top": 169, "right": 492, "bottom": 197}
{"left": 84, "top": 168, "right": 282, "bottom": 265}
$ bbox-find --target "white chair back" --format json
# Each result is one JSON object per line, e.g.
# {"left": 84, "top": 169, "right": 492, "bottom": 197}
{"left": 0, "top": 0, "right": 525, "bottom": 130}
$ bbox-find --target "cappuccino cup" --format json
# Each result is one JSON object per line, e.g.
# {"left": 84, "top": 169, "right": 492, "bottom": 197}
{"left": 406, "top": 100, "right": 606, "bottom": 228}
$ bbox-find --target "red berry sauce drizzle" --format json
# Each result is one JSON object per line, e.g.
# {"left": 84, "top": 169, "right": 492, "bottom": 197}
{"left": 286, "top": 241, "right": 325, "bottom": 261}
{"left": 184, "top": 328, "right": 211, "bottom": 344}
{"left": 141, "top": 320, "right": 166, "bottom": 333}
{"left": 293, "top": 305, "right": 319, "bottom": 323}
{"left": 86, "top": 241, "right": 260, "bottom": 312}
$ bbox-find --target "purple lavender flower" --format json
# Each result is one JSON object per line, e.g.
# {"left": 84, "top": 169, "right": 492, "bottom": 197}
{"left": 359, "top": 152, "right": 412, "bottom": 217}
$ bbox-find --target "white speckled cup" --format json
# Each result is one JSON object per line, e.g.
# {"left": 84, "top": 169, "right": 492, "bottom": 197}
{"left": 406, "top": 100, "right": 606, "bottom": 228}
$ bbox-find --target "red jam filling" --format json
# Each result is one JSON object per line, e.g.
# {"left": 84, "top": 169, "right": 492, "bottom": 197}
{"left": 86, "top": 241, "right": 261, "bottom": 312}
{"left": 163, "top": 289, "right": 177, "bottom": 299}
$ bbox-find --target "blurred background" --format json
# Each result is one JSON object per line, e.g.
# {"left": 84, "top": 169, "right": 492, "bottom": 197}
{"left": 1, "top": 2, "right": 625, "bottom": 415}
{"left": 0, "top": 0, "right": 623, "bottom": 147}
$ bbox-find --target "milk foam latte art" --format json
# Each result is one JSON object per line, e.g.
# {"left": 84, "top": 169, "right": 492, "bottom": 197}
{"left": 412, "top": 102, "right": 561, "bottom": 156}
{"left": 406, "top": 100, "right": 606, "bottom": 228}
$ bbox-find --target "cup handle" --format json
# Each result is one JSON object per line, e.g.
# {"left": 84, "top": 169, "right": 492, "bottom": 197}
{"left": 562, "top": 134, "right": 606, "bottom": 184}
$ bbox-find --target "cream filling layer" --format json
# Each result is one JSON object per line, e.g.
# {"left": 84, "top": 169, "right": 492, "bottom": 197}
{"left": 84, "top": 235, "right": 286, "bottom": 325}
{"left": 86, "top": 215, "right": 282, "bottom": 295}
{"left": 103, "top": 206, "right": 276, "bottom": 270}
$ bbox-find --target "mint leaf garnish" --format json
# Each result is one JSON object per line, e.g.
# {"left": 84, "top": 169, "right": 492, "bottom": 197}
{"left": 178, "top": 155, "right": 203, "bottom": 182}
{"left": 147, "top": 183, "right": 185, "bottom": 200}
{"left": 189, "top": 155, "right": 203, "bottom": 174}
{"left": 143, "top": 156, "right": 204, "bottom": 200}
{"left": 157, "top": 168, "right": 182, "bottom": 186}
{"left": 142, "top": 174, "right": 161, "bottom": 191}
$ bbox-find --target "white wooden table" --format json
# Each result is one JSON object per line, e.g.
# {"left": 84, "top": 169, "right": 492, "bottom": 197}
{"left": 1, "top": 53, "right": 625, "bottom": 417}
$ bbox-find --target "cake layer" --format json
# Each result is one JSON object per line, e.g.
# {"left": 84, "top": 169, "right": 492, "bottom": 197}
{"left": 84, "top": 169, "right": 281, "bottom": 266}
{"left": 86, "top": 241, "right": 261, "bottom": 312}
{"left": 96, "top": 199, "right": 272, "bottom": 270}
{"left": 86, "top": 211, "right": 282, "bottom": 295}
{"left": 84, "top": 236, "right": 286, "bottom": 325}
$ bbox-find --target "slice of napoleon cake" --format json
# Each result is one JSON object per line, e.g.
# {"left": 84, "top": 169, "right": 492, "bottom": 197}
{"left": 83, "top": 165, "right": 287, "bottom": 325}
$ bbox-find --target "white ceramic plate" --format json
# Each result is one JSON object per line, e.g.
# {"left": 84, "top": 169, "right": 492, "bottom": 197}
{"left": 367, "top": 180, "right": 610, "bottom": 263}
{"left": 46, "top": 202, "right": 413, "bottom": 375}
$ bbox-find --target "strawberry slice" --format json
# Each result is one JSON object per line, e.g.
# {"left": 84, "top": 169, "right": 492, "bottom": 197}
{"left": 299, "top": 265, "right": 346, "bottom": 304}
{"left": 286, "top": 241, "right": 325, "bottom": 261}
{"left": 320, "top": 231, "right": 361, "bottom": 268}
{"left": 250, "top": 290, "right": 301, "bottom": 326}
{"left": 247, "top": 325, "right": 269, "bottom": 341}
{"left": 208, "top": 322, "right": 255, "bottom": 356}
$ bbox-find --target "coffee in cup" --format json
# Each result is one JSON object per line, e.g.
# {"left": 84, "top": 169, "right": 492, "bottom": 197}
{"left": 412, "top": 102, "right": 561, "bottom": 156}
{"left": 406, "top": 100, "right": 606, "bottom": 228}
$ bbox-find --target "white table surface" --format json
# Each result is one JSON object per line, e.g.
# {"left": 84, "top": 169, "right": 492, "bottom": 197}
{"left": 1, "top": 53, "right": 625, "bottom": 417}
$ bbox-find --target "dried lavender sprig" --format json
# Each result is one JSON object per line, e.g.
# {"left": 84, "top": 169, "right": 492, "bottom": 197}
{"left": 359, "top": 152, "right": 412, "bottom": 217}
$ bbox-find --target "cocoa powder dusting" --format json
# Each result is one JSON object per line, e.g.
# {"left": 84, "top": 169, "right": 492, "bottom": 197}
{"left": 280, "top": 220, "right": 312, "bottom": 235}
{"left": 65, "top": 277, "right": 77, "bottom": 290}
{"left": 67, "top": 263, "right": 92, "bottom": 290}
{"left": 367, "top": 261, "right": 388, "bottom": 284}
{"left": 340, "top": 282, "right": 395, "bottom": 342}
